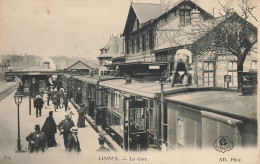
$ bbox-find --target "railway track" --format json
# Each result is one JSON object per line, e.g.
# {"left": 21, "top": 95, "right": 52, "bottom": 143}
{"left": 0, "top": 82, "right": 19, "bottom": 102}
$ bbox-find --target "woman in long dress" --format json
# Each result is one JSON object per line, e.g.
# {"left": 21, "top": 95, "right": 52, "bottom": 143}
{"left": 77, "top": 104, "right": 86, "bottom": 128}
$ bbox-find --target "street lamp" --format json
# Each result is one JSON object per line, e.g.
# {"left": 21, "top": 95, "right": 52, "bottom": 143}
{"left": 14, "top": 87, "right": 23, "bottom": 152}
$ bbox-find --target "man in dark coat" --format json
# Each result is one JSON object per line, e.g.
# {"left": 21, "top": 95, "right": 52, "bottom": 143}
{"left": 26, "top": 125, "right": 48, "bottom": 153}
{"left": 58, "top": 114, "right": 75, "bottom": 149}
{"left": 66, "top": 127, "right": 81, "bottom": 153}
{"left": 41, "top": 111, "right": 57, "bottom": 147}
{"left": 34, "top": 95, "right": 44, "bottom": 117}
{"left": 96, "top": 136, "right": 110, "bottom": 152}
{"left": 77, "top": 104, "right": 85, "bottom": 128}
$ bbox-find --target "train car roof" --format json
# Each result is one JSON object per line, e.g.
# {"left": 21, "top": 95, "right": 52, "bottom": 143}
{"left": 165, "top": 91, "right": 257, "bottom": 121}
{"left": 99, "top": 79, "right": 202, "bottom": 98}
{"left": 69, "top": 75, "right": 124, "bottom": 84}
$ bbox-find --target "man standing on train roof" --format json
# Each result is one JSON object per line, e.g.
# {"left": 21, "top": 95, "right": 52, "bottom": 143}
{"left": 171, "top": 49, "right": 192, "bottom": 87}
{"left": 96, "top": 136, "right": 110, "bottom": 152}
{"left": 58, "top": 113, "right": 75, "bottom": 149}
{"left": 26, "top": 125, "right": 48, "bottom": 153}
{"left": 34, "top": 95, "right": 44, "bottom": 117}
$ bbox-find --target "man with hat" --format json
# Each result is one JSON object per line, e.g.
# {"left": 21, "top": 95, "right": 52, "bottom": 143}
{"left": 34, "top": 95, "right": 44, "bottom": 117}
{"left": 96, "top": 136, "right": 110, "bottom": 152}
{"left": 26, "top": 125, "right": 48, "bottom": 153}
{"left": 58, "top": 113, "right": 75, "bottom": 149}
{"left": 66, "top": 127, "right": 81, "bottom": 153}
{"left": 41, "top": 111, "right": 57, "bottom": 147}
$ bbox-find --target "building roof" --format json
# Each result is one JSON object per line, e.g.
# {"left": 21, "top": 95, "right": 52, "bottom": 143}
{"left": 98, "top": 36, "right": 123, "bottom": 59}
{"left": 131, "top": 3, "right": 161, "bottom": 24}
{"left": 123, "top": 0, "right": 214, "bottom": 35}
{"left": 5, "top": 65, "right": 60, "bottom": 76}
{"left": 66, "top": 61, "right": 94, "bottom": 70}
{"left": 165, "top": 91, "right": 257, "bottom": 121}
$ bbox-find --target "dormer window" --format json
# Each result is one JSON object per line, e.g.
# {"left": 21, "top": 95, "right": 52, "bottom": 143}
{"left": 179, "top": 10, "right": 191, "bottom": 26}
{"left": 179, "top": 5, "right": 192, "bottom": 27}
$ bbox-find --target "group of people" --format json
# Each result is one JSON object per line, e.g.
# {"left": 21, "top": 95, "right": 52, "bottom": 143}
{"left": 33, "top": 86, "right": 69, "bottom": 117}
{"left": 26, "top": 111, "right": 81, "bottom": 153}
{"left": 27, "top": 85, "right": 110, "bottom": 153}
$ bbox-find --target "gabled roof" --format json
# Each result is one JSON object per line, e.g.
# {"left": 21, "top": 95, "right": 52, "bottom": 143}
{"left": 131, "top": 3, "right": 161, "bottom": 24}
{"left": 123, "top": 0, "right": 214, "bottom": 35}
{"left": 66, "top": 61, "right": 93, "bottom": 70}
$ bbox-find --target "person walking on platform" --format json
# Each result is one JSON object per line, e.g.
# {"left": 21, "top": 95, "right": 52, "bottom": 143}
{"left": 26, "top": 125, "right": 48, "bottom": 153}
{"left": 77, "top": 104, "right": 86, "bottom": 128}
{"left": 47, "top": 90, "right": 51, "bottom": 106}
{"left": 58, "top": 114, "right": 75, "bottom": 149}
{"left": 59, "top": 88, "right": 64, "bottom": 108}
{"left": 66, "top": 127, "right": 81, "bottom": 153}
{"left": 34, "top": 95, "right": 44, "bottom": 117}
{"left": 43, "top": 91, "right": 48, "bottom": 108}
{"left": 52, "top": 94, "right": 58, "bottom": 112}
{"left": 96, "top": 136, "right": 110, "bottom": 152}
{"left": 41, "top": 111, "right": 57, "bottom": 147}
{"left": 63, "top": 93, "right": 69, "bottom": 111}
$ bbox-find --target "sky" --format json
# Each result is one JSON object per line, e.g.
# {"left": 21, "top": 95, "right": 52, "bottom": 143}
{"left": 0, "top": 0, "right": 258, "bottom": 60}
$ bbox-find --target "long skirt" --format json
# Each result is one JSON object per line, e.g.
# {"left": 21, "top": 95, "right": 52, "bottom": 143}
{"left": 77, "top": 114, "right": 85, "bottom": 128}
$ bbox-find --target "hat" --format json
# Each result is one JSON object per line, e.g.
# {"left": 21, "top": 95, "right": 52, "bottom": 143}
{"left": 35, "top": 125, "right": 40, "bottom": 130}
{"left": 70, "top": 127, "right": 78, "bottom": 133}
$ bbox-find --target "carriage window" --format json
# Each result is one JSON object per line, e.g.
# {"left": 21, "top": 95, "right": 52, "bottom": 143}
{"left": 177, "top": 118, "right": 184, "bottom": 146}
{"left": 130, "top": 108, "right": 146, "bottom": 132}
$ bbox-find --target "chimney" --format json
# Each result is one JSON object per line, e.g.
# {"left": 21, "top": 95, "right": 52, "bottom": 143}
{"left": 44, "top": 61, "right": 50, "bottom": 69}
{"left": 160, "top": 0, "right": 166, "bottom": 13}
{"left": 190, "top": 8, "right": 202, "bottom": 25}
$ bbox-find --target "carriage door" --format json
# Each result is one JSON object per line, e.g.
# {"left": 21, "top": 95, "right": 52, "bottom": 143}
{"left": 76, "top": 81, "right": 82, "bottom": 104}
{"left": 95, "top": 88, "right": 107, "bottom": 126}
{"left": 127, "top": 98, "right": 148, "bottom": 151}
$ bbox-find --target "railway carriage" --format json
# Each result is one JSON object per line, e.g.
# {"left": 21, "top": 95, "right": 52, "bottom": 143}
{"left": 62, "top": 74, "right": 257, "bottom": 151}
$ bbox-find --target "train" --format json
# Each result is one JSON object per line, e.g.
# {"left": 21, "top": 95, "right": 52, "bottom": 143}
{"left": 62, "top": 73, "right": 257, "bottom": 151}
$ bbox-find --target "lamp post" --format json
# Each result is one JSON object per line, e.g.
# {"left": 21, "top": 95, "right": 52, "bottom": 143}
{"left": 14, "top": 86, "right": 23, "bottom": 152}
{"left": 160, "top": 79, "right": 167, "bottom": 151}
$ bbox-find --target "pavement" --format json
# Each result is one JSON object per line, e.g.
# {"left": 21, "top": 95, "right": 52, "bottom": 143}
{"left": 0, "top": 90, "right": 115, "bottom": 164}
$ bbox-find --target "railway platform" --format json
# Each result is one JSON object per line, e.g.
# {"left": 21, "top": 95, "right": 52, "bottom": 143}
{"left": 0, "top": 90, "right": 119, "bottom": 164}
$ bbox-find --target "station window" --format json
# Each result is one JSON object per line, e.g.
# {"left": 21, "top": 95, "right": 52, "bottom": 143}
{"left": 131, "top": 38, "right": 135, "bottom": 53}
{"left": 179, "top": 9, "right": 191, "bottom": 26}
{"left": 177, "top": 118, "right": 184, "bottom": 146}
{"left": 251, "top": 60, "right": 257, "bottom": 70}
{"left": 203, "top": 61, "right": 214, "bottom": 86}
{"left": 228, "top": 61, "right": 238, "bottom": 87}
